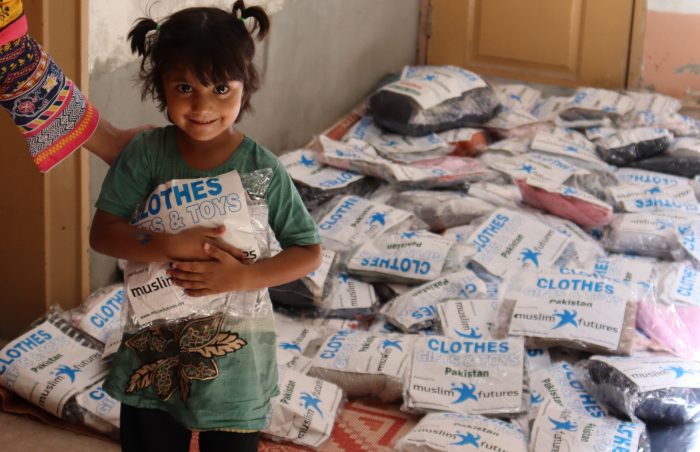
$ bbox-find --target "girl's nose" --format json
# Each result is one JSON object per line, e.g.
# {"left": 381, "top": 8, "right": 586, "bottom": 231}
{"left": 190, "top": 95, "right": 211, "bottom": 113}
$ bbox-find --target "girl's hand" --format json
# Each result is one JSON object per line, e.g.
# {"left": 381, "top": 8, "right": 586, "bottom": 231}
{"left": 163, "top": 225, "right": 226, "bottom": 261}
{"left": 168, "top": 242, "right": 250, "bottom": 296}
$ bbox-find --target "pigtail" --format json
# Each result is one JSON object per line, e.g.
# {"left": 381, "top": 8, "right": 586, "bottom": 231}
{"left": 127, "top": 17, "right": 158, "bottom": 57}
{"left": 233, "top": 0, "right": 270, "bottom": 41}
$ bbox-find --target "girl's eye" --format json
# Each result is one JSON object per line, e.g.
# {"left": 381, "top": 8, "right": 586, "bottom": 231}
{"left": 215, "top": 85, "right": 230, "bottom": 95}
{"left": 177, "top": 84, "right": 192, "bottom": 94}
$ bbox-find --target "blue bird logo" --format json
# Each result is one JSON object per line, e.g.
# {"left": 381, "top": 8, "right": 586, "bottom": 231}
{"left": 299, "top": 154, "right": 316, "bottom": 168}
{"left": 509, "top": 93, "right": 523, "bottom": 102}
{"left": 279, "top": 342, "right": 302, "bottom": 352}
{"left": 401, "top": 231, "right": 418, "bottom": 239}
{"left": 368, "top": 212, "right": 387, "bottom": 226}
{"left": 53, "top": 365, "right": 80, "bottom": 383}
{"left": 519, "top": 164, "right": 535, "bottom": 174}
{"left": 664, "top": 366, "right": 693, "bottom": 379}
{"left": 562, "top": 187, "right": 578, "bottom": 196}
{"left": 337, "top": 273, "right": 350, "bottom": 283}
{"left": 549, "top": 417, "right": 577, "bottom": 432}
{"left": 451, "top": 383, "right": 478, "bottom": 404}
{"left": 552, "top": 309, "right": 578, "bottom": 329}
{"left": 381, "top": 339, "right": 403, "bottom": 351}
{"left": 423, "top": 74, "right": 437, "bottom": 82}
{"left": 565, "top": 145, "right": 579, "bottom": 153}
{"left": 453, "top": 327, "right": 483, "bottom": 339}
{"left": 451, "top": 431, "right": 481, "bottom": 447}
{"left": 647, "top": 186, "right": 662, "bottom": 195}
{"left": 300, "top": 392, "right": 323, "bottom": 419}
{"left": 519, "top": 248, "right": 541, "bottom": 268}
{"left": 383, "top": 139, "right": 399, "bottom": 147}
{"left": 531, "top": 391, "right": 544, "bottom": 404}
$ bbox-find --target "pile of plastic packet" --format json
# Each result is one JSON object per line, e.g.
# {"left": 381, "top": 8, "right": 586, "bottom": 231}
{"left": 3, "top": 65, "right": 700, "bottom": 451}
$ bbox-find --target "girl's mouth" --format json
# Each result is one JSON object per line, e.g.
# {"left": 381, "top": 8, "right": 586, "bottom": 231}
{"left": 188, "top": 118, "right": 217, "bottom": 125}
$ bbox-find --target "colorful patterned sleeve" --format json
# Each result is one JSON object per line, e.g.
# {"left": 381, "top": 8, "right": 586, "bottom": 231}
{"left": 0, "top": 1, "right": 99, "bottom": 173}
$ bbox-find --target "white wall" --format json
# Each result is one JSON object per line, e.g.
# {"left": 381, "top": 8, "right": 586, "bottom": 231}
{"left": 88, "top": 0, "right": 421, "bottom": 289}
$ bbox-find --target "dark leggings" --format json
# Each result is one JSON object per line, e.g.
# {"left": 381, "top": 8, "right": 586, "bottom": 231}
{"left": 120, "top": 404, "right": 260, "bottom": 452}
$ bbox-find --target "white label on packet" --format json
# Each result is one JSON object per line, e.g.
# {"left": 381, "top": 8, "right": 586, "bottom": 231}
{"left": 525, "top": 179, "right": 613, "bottom": 211}
{"left": 609, "top": 184, "right": 700, "bottom": 214}
{"left": 77, "top": 286, "right": 124, "bottom": 343}
{"left": 405, "top": 336, "right": 525, "bottom": 415}
{"left": 497, "top": 84, "right": 542, "bottom": 112}
{"left": 560, "top": 255, "right": 657, "bottom": 290}
{"left": 586, "top": 125, "right": 619, "bottom": 141}
{"left": 485, "top": 108, "right": 540, "bottom": 130}
{"left": 345, "top": 117, "right": 448, "bottom": 157}
{"left": 305, "top": 249, "right": 335, "bottom": 299}
{"left": 542, "top": 215, "right": 604, "bottom": 267}
{"left": 507, "top": 272, "right": 629, "bottom": 350}
{"left": 615, "top": 212, "right": 698, "bottom": 241}
{"left": 127, "top": 170, "right": 260, "bottom": 325}
{"left": 669, "top": 137, "right": 700, "bottom": 158}
{"left": 379, "top": 65, "right": 487, "bottom": 110}
{"left": 311, "top": 330, "right": 411, "bottom": 380}
{"left": 592, "top": 355, "right": 700, "bottom": 393}
{"left": 663, "top": 263, "right": 700, "bottom": 306}
{"left": 597, "top": 127, "right": 672, "bottom": 150}
{"left": 0, "top": 321, "right": 109, "bottom": 417}
{"left": 396, "top": 412, "right": 528, "bottom": 452}
{"left": 265, "top": 369, "right": 344, "bottom": 449}
{"left": 530, "top": 128, "right": 605, "bottom": 166}
{"left": 347, "top": 230, "right": 455, "bottom": 283}
{"left": 486, "top": 138, "right": 530, "bottom": 155}
{"left": 615, "top": 168, "right": 690, "bottom": 188}
{"left": 279, "top": 149, "right": 364, "bottom": 190}
{"left": 467, "top": 208, "right": 576, "bottom": 277}
{"left": 101, "top": 326, "right": 123, "bottom": 358}
{"left": 75, "top": 381, "right": 120, "bottom": 428}
{"left": 627, "top": 91, "right": 681, "bottom": 117}
{"left": 525, "top": 348, "right": 551, "bottom": 373}
{"left": 529, "top": 361, "right": 608, "bottom": 418}
{"left": 317, "top": 195, "right": 414, "bottom": 248}
{"left": 437, "top": 299, "right": 500, "bottom": 340}
{"left": 677, "top": 222, "right": 700, "bottom": 263}
{"left": 530, "top": 400, "right": 643, "bottom": 452}
{"left": 531, "top": 96, "right": 571, "bottom": 121}
{"left": 488, "top": 156, "right": 575, "bottom": 187}
{"left": 381, "top": 269, "right": 498, "bottom": 332}
{"left": 566, "top": 88, "right": 635, "bottom": 117}
{"left": 318, "top": 272, "right": 377, "bottom": 311}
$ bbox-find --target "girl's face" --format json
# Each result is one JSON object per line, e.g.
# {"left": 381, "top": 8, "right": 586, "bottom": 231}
{"left": 163, "top": 67, "right": 244, "bottom": 143}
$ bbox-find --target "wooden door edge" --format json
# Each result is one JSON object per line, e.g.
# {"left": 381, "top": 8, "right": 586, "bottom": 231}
{"left": 417, "top": 0, "right": 431, "bottom": 64}
{"left": 626, "top": 0, "right": 646, "bottom": 89}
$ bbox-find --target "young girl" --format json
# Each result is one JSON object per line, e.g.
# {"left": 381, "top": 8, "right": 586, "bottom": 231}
{"left": 89, "top": 2, "right": 322, "bottom": 451}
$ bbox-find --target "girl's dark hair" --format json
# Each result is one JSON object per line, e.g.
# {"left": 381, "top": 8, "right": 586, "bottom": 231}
{"left": 127, "top": 0, "right": 270, "bottom": 120}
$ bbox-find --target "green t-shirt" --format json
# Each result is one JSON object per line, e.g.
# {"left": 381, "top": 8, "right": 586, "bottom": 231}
{"left": 95, "top": 126, "right": 320, "bottom": 431}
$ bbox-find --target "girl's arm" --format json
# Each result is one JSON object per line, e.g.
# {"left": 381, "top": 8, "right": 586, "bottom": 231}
{"left": 85, "top": 118, "right": 154, "bottom": 165}
{"left": 168, "top": 243, "right": 322, "bottom": 296}
{"left": 90, "top": 209, "right": 226, "bottom": 263}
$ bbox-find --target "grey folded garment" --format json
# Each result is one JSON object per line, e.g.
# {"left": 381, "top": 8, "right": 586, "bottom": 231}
{"left": 369, "top": 76, "right": 499, "bottom": 136}
{"left": 578, "top": 356, "right": 700, "bottom": 425}
{"left": 294, "top": 176, "right": 383, "bottom": 213}
{"left": 596, "top": 128, "right": 672, "bottom": 166}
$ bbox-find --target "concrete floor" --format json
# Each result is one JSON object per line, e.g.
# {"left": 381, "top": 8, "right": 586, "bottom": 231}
{"left": 0, "top": 411, "right": 120, "bottom": 452}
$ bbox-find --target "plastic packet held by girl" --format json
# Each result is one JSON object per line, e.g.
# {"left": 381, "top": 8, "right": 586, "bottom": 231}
{"left": 466, "top": 208, "right": 577, "bottom": 278}
{"left": 345, "top": 230, "right": 463, "bottom": 284}
{"left": 578, "top": 355, "right": 700, "bottom": 424}
{"left": 529, "top": 400, "right": 650, "bottom": 452}
{"left": 402, "top": 335, "right": 527, "bottom": 416}
{"left": 124, "top": 169, "right": 271, "bottom": 327}
{"left": 0, "top": 308, "right": 109, "bottom": 420}
{"left": 380, "top": 269, "right": 499, "bottom": 333}
{"left": 314, "top": 195, "right": 418, "bottom": 251}
{"left": 307, "top": 330, "right": 414, "bottom": 402}
{"left": 495, "top": 271, "right": 637, "bottom": 354}
{"left": 263, "top": 369, "right": 345, "bottom": 450}
{"left": 435, "top": 299, "right": 500, "bottom": 340}
{"left": 395, "top": 412, "right": 528, "bottom": 452}
{"left": 74, "top": 380, "right": 120, "bottom": 434}
{"left": 70, "top": 284, "right": 124, "bottom": 345}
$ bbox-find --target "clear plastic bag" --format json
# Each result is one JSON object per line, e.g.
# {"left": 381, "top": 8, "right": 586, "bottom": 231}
{"left": 636, "top": 299, "right": 700, "bottom": 361}
{"left": 595, "top": 128, "right": 672, "bottom": 166}
{"left": 69, "top": 283, "right": 124, "bottom": 345}
{"left": 269, "top": 249, "right": 335, "bottom": 309}
{"left": 123, "top": 168, "right": 273, "bottom": 330}
{"left": 307, "top": 329, "right": 413, "bottom": 402}
{"left": 495, "top": 270, "right": 638, "bottom": 354}
{"left": 263, "top": 368, "right": 346, "bottom": 450}
{"left": 387, "top": 189, "right": 496, "bottom": 231}
{"left": 402, "top": 335, "right": 528, "bottom": 416}
{"left": 631, "top": 155, "right": 700, "bottom": 179}
{"left": 578, "top": 355, "right": 700, "bottom": 424}
{"left": 368, "top": 66, "right": 500, "bottom": 136}
{"left": 0, "top": 307, "right": 109, "bottom": 422}
{"left": 395, "top": 412, "right": 528, "bottom": 452}
{"left": 74, "top": 380, "right": 120, "bottom": 437}
{"left": 558, "top": 88, "right": 635, "bottom": 121}
{"left": 601, "top": 213, "right": 693, "bottom": 260}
